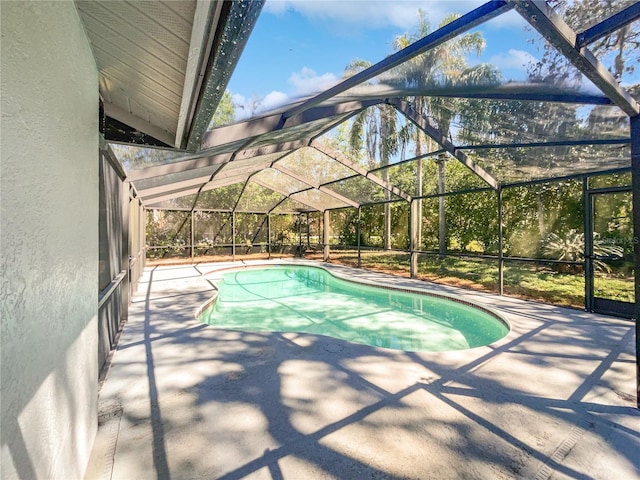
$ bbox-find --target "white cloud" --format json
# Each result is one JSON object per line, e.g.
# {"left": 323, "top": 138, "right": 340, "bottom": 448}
{"left": 287, "top": 67, "right": 339, "bottom": 96}
{"left": 232, "top": 91, "right": 291, "bottom": 119}
{"left": 230, "top": 67, "right": 342, "bottom": 120}
{"left": 231, "top": 93, "right": 250, "bottom": 120}
{"left": 261, "top": 91, "right": 290, "bottom": 111}
{"left": 488, "top": 49, "right": 538, "bottom": 77}
{"left": 231, "top": 93, "right": 247, "bottom": 105}
{"left": 264, "top": 0, "right": 487, "bottom": 33}
{"left": 483, "top": 8, "right": 529, "bottom": 30}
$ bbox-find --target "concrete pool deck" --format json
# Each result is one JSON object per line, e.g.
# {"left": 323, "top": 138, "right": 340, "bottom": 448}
{"left": 86, "top": 259, "right": 639, "bottom": 479}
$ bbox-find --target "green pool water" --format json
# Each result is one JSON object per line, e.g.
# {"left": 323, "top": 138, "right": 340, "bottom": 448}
{"left": 199, "top": 266, "right": 509, "bottom": 352}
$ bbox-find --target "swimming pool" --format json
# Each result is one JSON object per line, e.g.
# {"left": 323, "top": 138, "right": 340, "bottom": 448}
{"left": 199, "top": 265, "right": 509, "bottom": 352}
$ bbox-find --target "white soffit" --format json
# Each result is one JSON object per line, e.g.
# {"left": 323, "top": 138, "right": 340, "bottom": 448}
{"left": 76, "top": 0, "right": 214, "bottom": 147}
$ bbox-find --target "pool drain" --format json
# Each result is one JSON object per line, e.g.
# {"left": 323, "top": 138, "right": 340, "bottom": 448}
{"left": 324, "top": 342, "right": 344, "bottom": 353}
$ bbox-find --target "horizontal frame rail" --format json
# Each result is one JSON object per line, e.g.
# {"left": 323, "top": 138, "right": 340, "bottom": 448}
{"left": 98, "top": 270, "right": 127, "bottom": 310}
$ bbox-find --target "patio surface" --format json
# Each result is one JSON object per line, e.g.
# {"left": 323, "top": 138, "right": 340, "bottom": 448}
{"left": 85, "top": 259, "right": 639, "bottom": 479}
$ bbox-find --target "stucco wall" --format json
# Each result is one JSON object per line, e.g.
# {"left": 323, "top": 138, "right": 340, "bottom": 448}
{"left": 1, "top": 2, "right": 99, "bottom": 478}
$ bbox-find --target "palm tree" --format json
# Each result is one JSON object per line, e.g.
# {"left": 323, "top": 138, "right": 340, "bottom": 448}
{"left": 344, "top": 59, "right": 400, "bottom": 250}
{"left": 390, "top": 10, "right": 501, "bottom": 255}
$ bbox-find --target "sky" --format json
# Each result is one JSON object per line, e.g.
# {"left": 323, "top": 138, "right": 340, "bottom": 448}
{"left": 226, "top": 0, "right": 542, "bottom": 119}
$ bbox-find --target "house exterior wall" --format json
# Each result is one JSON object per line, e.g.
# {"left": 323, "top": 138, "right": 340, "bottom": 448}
{"left": 1, "top": 2, "right": 99, "bottom": 478}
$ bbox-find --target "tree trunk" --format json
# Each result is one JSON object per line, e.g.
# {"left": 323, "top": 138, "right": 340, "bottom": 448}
{"left": 381, "top": 110, "right": 391, "bottom": 250}
{"left": 383, "top": 168, "right": 392, "bottom": 250}
{"left": 415, "top": 132, "right": 423, "bottom": 251}
{"left": 537, "top": 194, "right": 545, "bottom": 237}
{"left": 438, "top": 157, "right": 446, "bottom": 257}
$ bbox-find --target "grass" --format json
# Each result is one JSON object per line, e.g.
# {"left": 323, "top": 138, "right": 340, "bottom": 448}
{"left": 502, "top": 266, "right": 585, "bottom": 307}
{"left": 146, "top": 252, "right": 297, "bottom": 266}
{"left": 594, "top": 275, "right": 635, "bottom": 303}
{"left": 147, "top": 248, "right": 633, "bottom": 310}
{"left": 308, "top": 249, "right": 633, "bottom": 310}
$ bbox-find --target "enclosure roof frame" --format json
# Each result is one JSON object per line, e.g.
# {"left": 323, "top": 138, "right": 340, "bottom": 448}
{"left": 576, "top": 2, "right": 640, "bottom": 48}
{"left": 511, "top": 0, "right": 639, "bottom": 117}
{"left": 112, "top": 0, "right": 640, "bottom": 213}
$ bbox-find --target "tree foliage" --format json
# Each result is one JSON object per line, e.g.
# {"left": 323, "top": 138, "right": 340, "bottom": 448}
{"left": 145, "top": 1, "right": 636, "bottom": 280}
{"left": 530, "top": 0, "right": 640, "bottom": 84}
{"left": 209, "top": 90, "right": 236, "bottom": 128}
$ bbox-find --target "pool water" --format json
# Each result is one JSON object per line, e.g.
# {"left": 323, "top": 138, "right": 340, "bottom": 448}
{"left": 199, "top": 266, "right": 509, "bottom": 352}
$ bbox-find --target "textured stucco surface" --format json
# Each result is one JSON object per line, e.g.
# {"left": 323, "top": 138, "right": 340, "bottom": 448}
{"left": 1, "top": 2, "right": 99, "bottom": 479}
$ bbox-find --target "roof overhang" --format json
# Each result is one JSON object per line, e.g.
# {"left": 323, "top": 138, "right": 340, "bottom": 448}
{"left": 76, "top": 0, "right": 263, "bottom": 150}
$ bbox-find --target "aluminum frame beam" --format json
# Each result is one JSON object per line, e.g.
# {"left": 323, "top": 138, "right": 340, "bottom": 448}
{"left": 630, "top": 114, "right": 640, "bottom": 408}
{"left": 252, "top": 179, "right": 339, "bottom": 212}
{"left": 186, "top": 150, "right": 240, "bottom": 211}
{"left": 232, "top": 155, "right": 338, "bottom": 214}
{"left": 143, "top": 186, "right": 201, "bottom": 206}
{"left": 419, "top": 91, "right": 613, "bottom": 105}
{"left": 137, "top": 174, "right": 214, "bottom": 198}
{"left": 234, "top": 139, "right": 311, "bottom": 162}
{"left": 268, "top": 194, "right": 313, "bottom": 214}
{"left": 456, "top": 138, "right": 630, "bottom": 150}
{"left": 270, "top": 165, "right": 360, "bottom": 209}
{"left": 136, "top": 105, "right": 361, "bottom": 197}
{"left": 280, "top": 0, "right": 513, "bottom": 122}
{"left": 390, "top": 98, "right": 499, "bottom": 190}
{"left": 251, "top": 177, "right": 307, "bottom": 205}
{"left": 272, "top": 165, "right": 321, "bottom": 189}
{"left": 200, "top": 100, "right": 382, "bottom": 151}
{"left": 231, "top": 174, "right": 257, "bottom": 213}
{"left": 310, "top": 141, "right": 412, "bottom": 202}
{"left": 316, "top": 187, "right": 360, "bottom": 209}
{"left": 127, "top": 152, "right": 232, "bottom": 181}
{"left": 365, "top": 139, "right": 630, "bottom": 178}
{"left": 576, "top": 2, "right": 640, "bottom": 48}
{"left": 267, "top": 197, "right": 290, "bottom": 215}
{"left": 189, "top": 144, "right": 294, "bottom": 212}
{"left": 512, "top": 0, "right": 639, "bottom": 117}
{"left": 127, "top": 140, "right": 309, "bottom": 182}
{"left": 101, "top": 139, "right": 128, "bottom": 181}
{"left": 186, "top": 0, "right": 264, "bottom": 151}
{"left": 175, "top": 0, "right": 224, "bottom": 148}
{"left": 284, "top": 99, "right": 383, "bottom": 136}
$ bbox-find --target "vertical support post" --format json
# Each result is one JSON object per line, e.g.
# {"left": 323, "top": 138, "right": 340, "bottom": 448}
{"left": 410, "top": 198, "right": 419, "bottom": 278}
{"left": 129, "top": 197, "right": 135, "bottom": 300}
{"left": 232, "top": 212, "right": 236, "bottom": 262}
{"left": 416, "top": 157, "right": 423, "bottom": 250}
{"left": 138, "top": 202, "right": 143, "bottom": 272}
{"left": 384, "top": 202, "right": 392, "bottom": 250}
{"left": 190, "top": 211, "right": 195, "bottom": 260}
{"left": 583, "top": 177, "right": 594, "bottom": 312}
{"left": 267, "top": 214, "right": 271, "bottom": 260}
{"left": 121, "top": 180, "right": 130, "bottom": 317}
{"left": 357, "top": 207, "right": 362, "bottom": 268}
{"left": 498, "top": 187, "right": 504, "bottom": 296}
{"left": 298, "top": 214, "right": 303, "bottom": 258}
{"left": 629, "top": 114, "right": 640, "bottom": 409}
{"left": 323, "top": 210, "right": 330, "bottom": 262}
{"left": 306, "top": 212, "right": 310, "bottom": 248}
{"left": 141, "top": 201, "right": 145, "bottom": 271}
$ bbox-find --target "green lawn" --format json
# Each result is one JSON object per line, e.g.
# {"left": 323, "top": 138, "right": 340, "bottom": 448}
{"left": 311, "top": 249, "right": 632, "bottom": 309}
{"left": 594, "top": 275, "right": 635, "bottom": 303}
